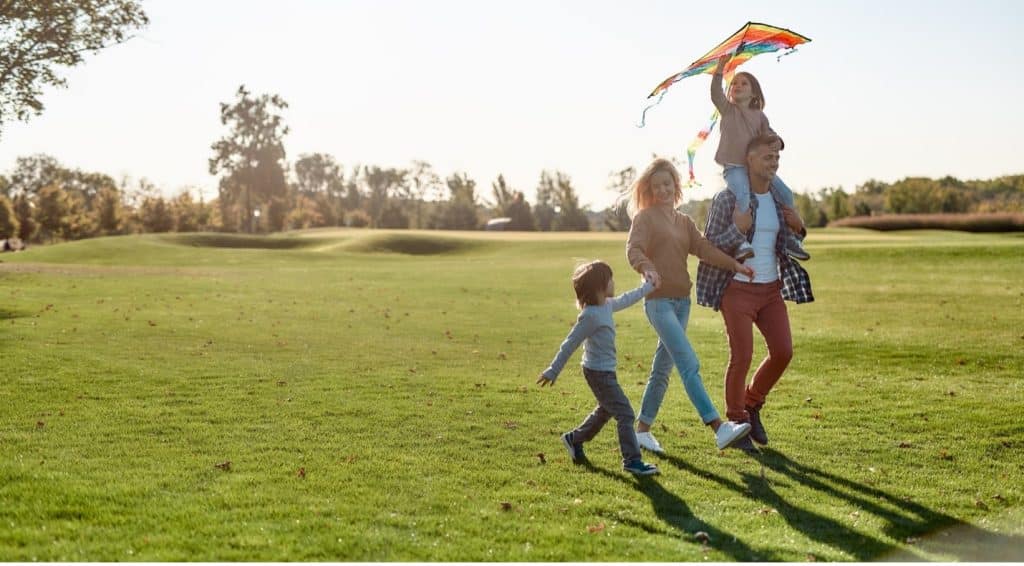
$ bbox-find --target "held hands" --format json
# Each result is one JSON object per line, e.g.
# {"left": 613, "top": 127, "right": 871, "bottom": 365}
{"left": 537, "top": 374, "right": 555, "bottom": 387}
{"left": 643, "top": 270, "right": 662, "bottom": 290}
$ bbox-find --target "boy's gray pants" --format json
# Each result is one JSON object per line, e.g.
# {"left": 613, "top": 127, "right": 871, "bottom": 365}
{"left": 572, "top": 368, "right": 641, "bottom": 465}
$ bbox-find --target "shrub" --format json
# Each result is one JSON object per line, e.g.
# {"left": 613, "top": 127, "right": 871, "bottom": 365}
{"left": 828, "top": 213, "right": 1024, "bottom": 232}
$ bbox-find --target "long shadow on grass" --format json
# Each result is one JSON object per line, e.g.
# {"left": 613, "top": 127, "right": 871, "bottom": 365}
{"left": 581, "top": 461, "right": 773, "bottom": 561}
{"left": 757, "top": 448, "right": 1024, "bottom": 561}
{"left": 659, "top": 452, "right": 897, "bottom": 559}
{"left": 659, "top": 448, "right": 1022, "bottom": 560}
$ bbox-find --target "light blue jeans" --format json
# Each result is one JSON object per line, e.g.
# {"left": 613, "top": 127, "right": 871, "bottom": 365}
{"left": 724, "top": 165, "right": 795, "bottom": 212}
{"left": 638, "top": 297, "right": 721, "bottom": 425}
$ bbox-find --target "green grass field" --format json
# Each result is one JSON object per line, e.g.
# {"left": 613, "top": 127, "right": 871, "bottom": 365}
{"left": 1, "top": 227, "right": 1022, "bottom": 561}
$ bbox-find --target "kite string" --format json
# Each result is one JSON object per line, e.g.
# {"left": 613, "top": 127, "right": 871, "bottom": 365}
{"left": 683, "top": 72, "right": 732, "bottom": 187}
{"left": 637, "top": 90, "right": 667, "bottom": 128}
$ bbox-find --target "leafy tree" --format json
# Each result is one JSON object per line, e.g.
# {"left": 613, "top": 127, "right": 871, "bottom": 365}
{"left": 491, "top": 175, "right": 534, "bottom": 230}
{"left": 0, "top": 0, "right": 148, "bottom": 132}
{"left": 362, "top": 166, "right": 407, "bottom": 228}
{"left": 12, "top": 193, "right": 37, "bottom": 241}
{"left": 0, "top": 195, "right": 18, "bottom": 238}
{"left": 138, "top": 194, "right": 173, "bottom": 233}
{"left": 551, "top": 171, "right": 589, "bottom": 231}
{"left": 284, "top": 194, "right": 324, "bottom": 230}
{"left": 795, "top": 192, "right": 826, "bottom": 228}
{"left": 209, "top": 85, "right": 289, "bottom": 233}
{"left": 169, "top": 191, "right": 202, "bottom": 233}
{"left": 408, "top": 160, "right": 441, "bottom": 229}
{"left": 92, "top": 185, "right": 123, "bottom": 235}
{"left": 432, "top": 172, "right": 479, "bottom": 230}
{"left": 817, "top": 187, "right": 851, "bottom": 222}
{"left": 5, "top": 154, "right": 64, "bottom": 197}
{"left": 35, "top": 184, "right": 71, "bottom": 241}
{"left": 294, "top": 153, "right": 345, "bottom": 226}
{"left": 602, "top": 166, "right": 635, "bottom": 231}
{"left": 533, "top": 171, "right": 556, "bottom": 232}
{"left": 378, "top": 202, "right": 410, "bottom": 229}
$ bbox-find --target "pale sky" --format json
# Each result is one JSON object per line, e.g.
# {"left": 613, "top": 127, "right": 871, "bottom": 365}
{"left": 1, "top": 0, "right": 1022, "bottom": 210}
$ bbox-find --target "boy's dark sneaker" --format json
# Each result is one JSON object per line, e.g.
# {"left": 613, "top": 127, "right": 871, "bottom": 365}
{"left": 561, "top": 432, "right": 585, "bottom": 463}
{"left": 731, "top": 434, "right": 760, "bottom": 454}
{"left": 786, "top": 237, "right": 810, "bottom": 261}
{"left": 623, "top": 459, "right": 660, "bottom": 476}
{"left": 747, "top": 405, "right": 768, "bottom": 445}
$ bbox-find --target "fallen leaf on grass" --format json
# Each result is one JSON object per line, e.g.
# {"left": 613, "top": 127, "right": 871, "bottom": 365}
{"left": 35, "top": 421, "right": 44, "bottom": 428}
{"left": 214, "top": 461, "right": 232, "bottom": 471}
{"left": 297, "top": 467, "right": 306, "bottom": 479}
{"left": 898, "top": 441, "right": 912, "bottom": 448}
{"left": 147, "top": 320, "right": 157, "bottom": 327}
{"left": 503, "top": 421, "right": 518, "bottom": 430}
{"left": 587, "top": 522, "right": 605, "bottom": 534}
{"left": 938, "top": 449, "right": 954, "bottom": 461}
{"left": 536, "top": 453, "right": 546, "bottom": 464}
{"left": 974, "top": 499, "right": 988, "bottom": 510}
{"left": 500, "top": 502, "right": 512, "bottom": 511}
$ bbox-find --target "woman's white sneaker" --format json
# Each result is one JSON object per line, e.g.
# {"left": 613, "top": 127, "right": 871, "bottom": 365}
{"left": 636, "top": 431, "right": 665, "bottom": 454}
{"left": 715, "top": 421, "right": 752, "bottom": 450}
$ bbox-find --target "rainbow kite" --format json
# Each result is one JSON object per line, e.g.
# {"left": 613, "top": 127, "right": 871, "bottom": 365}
{"left": 639, "top": 22, "right": 811, "bottom": 185}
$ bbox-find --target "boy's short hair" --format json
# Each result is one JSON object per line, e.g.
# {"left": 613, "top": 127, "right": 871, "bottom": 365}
{"left": 572, "top": 261, "right": 613, "bottom": 308}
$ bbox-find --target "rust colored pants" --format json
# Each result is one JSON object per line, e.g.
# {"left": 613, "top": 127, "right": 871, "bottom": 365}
{"left": 720, "top": 280, "right": 793, "bottom": 423}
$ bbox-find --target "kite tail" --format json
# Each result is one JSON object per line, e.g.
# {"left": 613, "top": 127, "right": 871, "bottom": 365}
{"left": 637, "top": 91, "right": 667, "bottom": 128}
{"left": 776, "top": 46, "right": 799, "bottom": 62}
{"left": 683, "top": 109, "right": 720, "bottom": 187}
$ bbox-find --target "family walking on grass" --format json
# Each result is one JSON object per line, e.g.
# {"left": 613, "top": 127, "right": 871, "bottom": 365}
{"left": 538, "top": 55, "right": 814, "bottom": 475}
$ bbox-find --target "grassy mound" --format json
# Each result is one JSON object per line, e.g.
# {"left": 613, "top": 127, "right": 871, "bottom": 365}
{"left": 339, "top": 232, "right": 484, "bottom": 255}
{"left": 161, "top": 233, "right": 332, "bottom": 250}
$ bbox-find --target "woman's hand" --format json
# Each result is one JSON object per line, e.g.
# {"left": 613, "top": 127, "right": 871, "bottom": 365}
{"left": 734, "top": 262, "right": 755, "bottom": 281}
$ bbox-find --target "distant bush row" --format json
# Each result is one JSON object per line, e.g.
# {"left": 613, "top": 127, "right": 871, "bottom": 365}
{"left": 828, "top": 213, "right": 1024, "bottom": 232}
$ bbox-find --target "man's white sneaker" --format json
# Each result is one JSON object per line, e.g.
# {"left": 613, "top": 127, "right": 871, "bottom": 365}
{"left": 715, "top": 421, "right": 752, "bottom": 450}
{"left": 636, "top": 431, "right": 665, "bottom": 454}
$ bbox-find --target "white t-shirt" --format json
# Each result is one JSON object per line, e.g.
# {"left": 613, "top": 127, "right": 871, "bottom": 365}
{"left": 734, "top": 192, "right": 780, "bottom": 283}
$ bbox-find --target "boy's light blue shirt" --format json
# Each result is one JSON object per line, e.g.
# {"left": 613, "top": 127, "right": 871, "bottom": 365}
{"left": 541, "top": 280, "right": 654, "bottom": 382}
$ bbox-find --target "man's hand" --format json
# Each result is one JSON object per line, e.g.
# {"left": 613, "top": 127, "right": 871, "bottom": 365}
{"left": 733, "top": 207, "right": 753, "bottom": 232}
{"left": 781, "top": 206, "right": 805, "bottom": 233}
{"left": 537, "top": 374, "right": 555, "bottom": 387}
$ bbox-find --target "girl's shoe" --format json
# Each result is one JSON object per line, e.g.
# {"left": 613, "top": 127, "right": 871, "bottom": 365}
{"left": 786, "top": 237, "right": 810, "bottom": 261}
{"left": 623, "top": 460, "right": 660, "bottom": 476}
{"left": 636, "top": 431, "right": 665, "bottom": 454}
{"left": 715, "top": 421, "right": 752, "bottom": 450}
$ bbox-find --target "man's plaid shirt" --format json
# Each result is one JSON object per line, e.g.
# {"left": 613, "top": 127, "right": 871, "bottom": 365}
{"left": 696, "top": 189, "right": 814, "bottom": 311}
